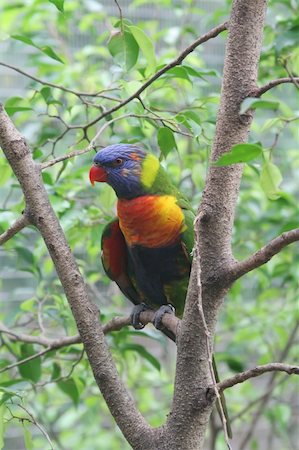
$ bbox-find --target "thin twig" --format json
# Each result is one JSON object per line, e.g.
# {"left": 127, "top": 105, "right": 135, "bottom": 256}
{"left": 0, "top": 347, "right": 52, "bottom": 373}
{"left": 40, "top": 112, "right": 192, "bottom": 169}
{"left": 37, "top": 348, "right": 85, "bottom": 387}
{"left": 229, "top": 228, "right": 299, "bottom": 282}
{"left": 0, "top": 213, "right": 30, "bottom": 245}
{"left": 0, "top": 61, "right": 118, "bottom": 98}
{"left": 0, "top": 311, "right": 179, "bottom": 373}
{"left": 17, "top": 404, "right": 54, "bottom": 450}
{"left": 114, "top": 0, "right": 124, "bottom": 33}
{"left": 282, "top": 62, "right": 299, "bottom": 90}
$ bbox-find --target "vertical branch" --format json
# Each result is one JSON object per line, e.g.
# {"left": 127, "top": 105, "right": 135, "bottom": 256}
{"left": 161, "top": 1, "right": 269, "bottom": 449}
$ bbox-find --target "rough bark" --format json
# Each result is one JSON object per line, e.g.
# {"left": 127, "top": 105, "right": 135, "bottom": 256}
{"left": 155, "top": 1, "right": 268, "bottom": 449}
{"left": 0, "top": 105, "right": 156, "bottom": 450}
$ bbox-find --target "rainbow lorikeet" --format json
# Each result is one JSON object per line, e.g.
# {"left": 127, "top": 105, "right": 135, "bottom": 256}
{"left": 89, "top": 143, "right": 232, "bottom": 438}
{"left": 89, "top": 144, "right": 194, "bottom": 333}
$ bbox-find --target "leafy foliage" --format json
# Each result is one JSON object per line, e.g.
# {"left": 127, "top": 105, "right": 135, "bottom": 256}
{"left": 0, "top": 0, "right": 298, "bottom": 449}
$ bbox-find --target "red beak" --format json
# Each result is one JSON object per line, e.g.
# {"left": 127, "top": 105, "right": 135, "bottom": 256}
{"left": 89, "top": 165, "right": 108, "bottom": 185}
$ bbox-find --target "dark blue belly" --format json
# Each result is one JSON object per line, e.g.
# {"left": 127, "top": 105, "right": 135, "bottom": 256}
{"left": 128, "top": 241, "right": 190, "bottom": 308}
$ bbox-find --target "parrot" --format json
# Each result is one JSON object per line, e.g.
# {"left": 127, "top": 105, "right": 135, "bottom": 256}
{"left": 89, "top": 143, "right": 194, "bottom": 332}
{"left": 89, "top": 143, "right": 232, "bottom": 437}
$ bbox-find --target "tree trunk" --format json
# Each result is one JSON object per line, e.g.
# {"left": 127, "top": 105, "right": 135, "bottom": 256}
{"left": 0, "top": 0, "right": 268, "bottom": 449}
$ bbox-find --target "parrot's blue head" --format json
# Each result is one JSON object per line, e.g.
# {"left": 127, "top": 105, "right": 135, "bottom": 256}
{"left": 89, "top": 144, "right": 149, "bottom": 199}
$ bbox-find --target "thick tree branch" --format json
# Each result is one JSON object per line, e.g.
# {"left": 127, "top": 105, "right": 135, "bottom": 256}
{"left": 160, "top": 2, "right": 268, "bottom": 448}
{"left": 0, "top": 213, "right": 30, "bottom": 245}
{"left": 229, "top": 228, "right": 299, "bottom": 282}
{"left": 252, "top": 77, "right": 299, "bottom": 97}
{"left": 0, "top": 104, "right": 155, "bottom": 450}
{"left": 218, "top": 363, "right": 299, "bottom": 392}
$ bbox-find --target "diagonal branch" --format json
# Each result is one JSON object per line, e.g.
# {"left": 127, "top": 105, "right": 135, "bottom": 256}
{"left": 0, "top": 103, "right": 155, "bottom": 449}
{"left": 76, "top": 21, "right": 228, "bottom": 130}
{"left": 229, "top": 228, "right": 299, "bottom": 282}
{"left": 251, "top": 77, "right": 299, "bottom": 97}
{"left": 0, "top": 213, "right": 30, "bottom": 245}
{"left": 218, "top": 363, "right": 299, "bottom": 392}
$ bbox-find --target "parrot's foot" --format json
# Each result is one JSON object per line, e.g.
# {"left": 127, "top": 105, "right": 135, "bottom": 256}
{"left": 130, "top": 303, "right": 151, "bottom": 329}
{"left": 153, "top": 304, "right": 175, "bottom": 331}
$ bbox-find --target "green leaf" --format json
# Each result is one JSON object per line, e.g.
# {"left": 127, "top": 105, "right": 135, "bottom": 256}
{"left": 108, "top": 30, "right": 139, "bottom": 71}
{"left": 183, "top": 65, "right": 219, "bottom": 79}
{"left": 57, "top": 378, "right": 79, "bottom": 406}
{"left": 225, "top": 357, "right": 245, "bottom": 372}
{"left": 42, "top": 172, "right": 54, "bottom": 185}
{"left": 49, "top": 0, "right": 64, "bottom": 12}
{"left": 51, "top": 362, "right": 61, "bottom": 380}
{"left": 20, "top": 298, "right": 36, "bottom": 312}
{"left": 129, "top": 26, "right": 156, "bottom": 75}
{"left": 260, "top": 161, "right": 283, "bottom": 200}
{"left": 5, "top": 97, "right": 32, "bottom": 116}
{"left": 240, "top": 97, "right": 280, "bottom": 114}
{"left": 18, "top": 344, "right": 42, "bottom": 383}
{"left": 157, "top": 127, "right": 177, "bottom": 158}
{"left": 11, "top": 34, "right": 36, "bottom": 46}
{"left": 121, "top": 343, "right": 161, "bottom": 371}
{"left": 15, "top": 247, "right": 35, "bottom": 265}
{"left": 23, "top": 424, "right": 33, "bottom": 450}
{"left": 11, "top": 35, "right": 64, "bottom": 63}
{"left": 214, "top": 143, "right": 262, "bottom": 166}
{"left": 40, "top": 45, "right": 64, "bottom": 63}
{"left": 165, "top": 66, "right": 192, "bottom": 84}
{"left": 39, "top": 87, "right": 62, "bottom": 105}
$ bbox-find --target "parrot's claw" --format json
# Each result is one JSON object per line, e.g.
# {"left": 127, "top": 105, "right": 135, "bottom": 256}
{"left": 153, "top": 304, "right": 175, "bottom": 330}
{"left": 130, "top": 303, "right": 151, "bottom": 329}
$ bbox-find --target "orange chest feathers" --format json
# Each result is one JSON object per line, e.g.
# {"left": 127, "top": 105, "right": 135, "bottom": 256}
{"left": 117, "top": 195, "right": 185, "bottom": 248}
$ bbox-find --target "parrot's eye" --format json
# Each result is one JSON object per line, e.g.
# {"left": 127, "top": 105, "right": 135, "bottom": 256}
{"left": 113, "top": 158, "right": 123, "bottom": 167}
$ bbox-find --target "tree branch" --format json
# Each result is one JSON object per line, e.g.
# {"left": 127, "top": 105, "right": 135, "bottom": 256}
{"left": 218, "top": 363, "right": 299, "bottom": 392}
{"left": 162, "top": 1, "right": 268, "bottom": 448}
{"left": 0, "top": 310, "right": 179, "bottom": 353}
{"left": 41, "top": 113, "right": 191, "bottom": 170}
{"left": 229, "top": 228, "right": 299, "bottom": 282}
{"left": 0, "top": 103, "right": 155, "bottom": 449}
{"left": 0, "top": 213, "right": 30, "bottom": 245}
{"left": 252, "top": 77, "right": 299, "bottom": 97}
{"left": 72, "top": 21, "right": 228, "bottom": 130}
